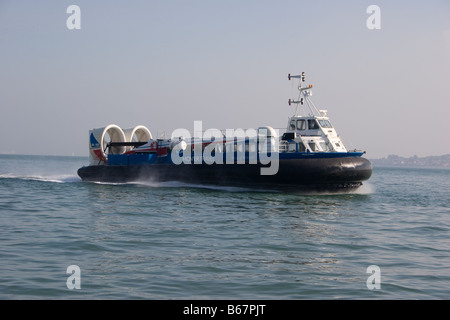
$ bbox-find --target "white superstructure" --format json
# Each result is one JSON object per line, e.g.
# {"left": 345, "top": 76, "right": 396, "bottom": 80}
{"left": 280, "top": 73, "right": 348, "bottom": 153}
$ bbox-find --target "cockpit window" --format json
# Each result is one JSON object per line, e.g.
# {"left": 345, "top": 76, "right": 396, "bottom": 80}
{"left": 308, "top": 119, "right": 319, "bottom": 130}
{"left": 296, "top": 119, "right": 306, "bottom": 130}
{"left": 289, "top": 120, "right": 296, "bottom": 130}
{"left": 318, "top": 120, "right": 333, "bottom": 128}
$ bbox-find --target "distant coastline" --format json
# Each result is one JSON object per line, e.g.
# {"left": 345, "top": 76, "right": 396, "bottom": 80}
{"left": 370, "top": 154, "right": 450, "bottom": 168}
{"left": 1, "top": 152, "right": 450, "bottom": 169}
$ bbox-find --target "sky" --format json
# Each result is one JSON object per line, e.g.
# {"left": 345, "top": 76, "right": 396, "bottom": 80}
{"left": 0, "top": 0, "right": 449, "bottom": 158}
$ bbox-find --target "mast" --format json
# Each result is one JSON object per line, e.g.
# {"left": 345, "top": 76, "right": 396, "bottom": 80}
{"left": 288, "top": 72, "right": 321, "bottom": 117}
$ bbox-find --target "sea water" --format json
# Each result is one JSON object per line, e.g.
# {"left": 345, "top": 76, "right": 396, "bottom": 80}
{"left": 0, "top": 154, "right": 449, "bottom": 299}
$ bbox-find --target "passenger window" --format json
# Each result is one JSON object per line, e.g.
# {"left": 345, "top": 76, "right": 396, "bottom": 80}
{"left": 288, "top": 142, "right": 296, "bottom": 152}
{"left": 282, "top": 132, "right": 295, "bottom": 140}
{"left": 298, "top": 141, "right": 306, "bottom": 152}
{"left": 296, "top": 119, "right": 306, "bottom": 130}
{"left": 308, "top": 142, "right": 316, "bottom": 151}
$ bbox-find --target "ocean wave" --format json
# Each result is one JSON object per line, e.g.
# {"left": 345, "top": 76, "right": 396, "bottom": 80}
{"left": 89, "top": 179, "right": 266, "bottom": 192}
{"left": 86, "top": 179, "right": 375, "bottom": 195}
{"left": 0, "top": 173, "right": 81, "bottom": 183}
{"left": 350, "top": 182, "right": 376, "bottom": 194}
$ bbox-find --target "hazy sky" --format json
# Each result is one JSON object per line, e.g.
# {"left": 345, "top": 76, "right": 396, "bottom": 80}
{"left": 1, "top": 0, "right": 449, "bottom": 158}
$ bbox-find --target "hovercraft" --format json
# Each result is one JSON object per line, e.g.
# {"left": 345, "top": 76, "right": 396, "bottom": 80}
{"left": 78, "top": 73, "right": 372, "bottom": 191}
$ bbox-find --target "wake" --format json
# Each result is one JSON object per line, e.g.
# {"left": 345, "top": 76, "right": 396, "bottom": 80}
{"left": 0, "top": 173, "right": 81, "bottom": 184}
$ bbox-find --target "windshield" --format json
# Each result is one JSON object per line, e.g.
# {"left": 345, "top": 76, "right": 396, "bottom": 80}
{"left": 308, "top": 119, "right": 320, "bottom": 130}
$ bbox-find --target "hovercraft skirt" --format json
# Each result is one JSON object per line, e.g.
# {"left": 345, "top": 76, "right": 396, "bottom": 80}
{"left": 77, "top": 156, "right": 372, "bottom": 191}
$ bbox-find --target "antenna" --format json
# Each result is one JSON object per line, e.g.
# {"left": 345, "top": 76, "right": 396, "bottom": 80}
{"left": 288, "top": 72, "right": 305, "bottom": 82}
